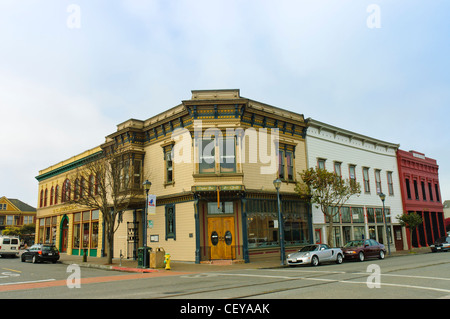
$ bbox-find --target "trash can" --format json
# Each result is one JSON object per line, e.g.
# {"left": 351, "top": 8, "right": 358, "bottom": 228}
{"left": 150, "top": 247, "right": 165, "bottom": 269}
{"left": 138, "top": 246, "right": 152, "bottom": 268}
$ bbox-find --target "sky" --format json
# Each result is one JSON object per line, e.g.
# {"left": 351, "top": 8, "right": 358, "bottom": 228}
{"left": 0, "top": 0, "right": 449, "bottom": 208}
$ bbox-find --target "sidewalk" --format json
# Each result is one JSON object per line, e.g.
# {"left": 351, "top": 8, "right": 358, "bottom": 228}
{"left": 57, "top": 246, "right": 432, "bottom": 274}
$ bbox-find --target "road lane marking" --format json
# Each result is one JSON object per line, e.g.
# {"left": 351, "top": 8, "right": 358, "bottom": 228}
{"left": 340, "top": 279, "right": 450, "bottom": 294}
{"left": 353, "top": 272, "right": 450, "bottom": 281}
{"left": 2, "top": 268, "right": 22, "bottom": 273}
{"left": 0, "top": 279, "right": 56, "bottom": 286}
{"left": 262, "top": 268, "right": 450, "bottom": 282}
{"left": 211, "top": 272, "right": 450, "bottom": 295}
{"left": 261, "top": 269, "right": 346, "bottom": 274}
{"left": 0, "top": 271, "right": 195, "bottom": 292}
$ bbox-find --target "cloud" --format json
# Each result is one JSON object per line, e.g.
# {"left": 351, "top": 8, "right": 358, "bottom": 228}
{"left": 0, "top": 72, "right": 115, "bottom": 205}
{"left": 0, "top": 0, "right": 449, "bottom": 205}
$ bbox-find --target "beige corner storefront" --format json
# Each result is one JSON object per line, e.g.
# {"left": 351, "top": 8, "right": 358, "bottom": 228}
{"left": 35, "top": 89, "right": 312, "bottom": 263}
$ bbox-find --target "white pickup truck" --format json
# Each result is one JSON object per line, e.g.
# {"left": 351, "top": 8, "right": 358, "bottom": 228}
{"left": 287, "top": 244, "right": 344, "bottom": 266}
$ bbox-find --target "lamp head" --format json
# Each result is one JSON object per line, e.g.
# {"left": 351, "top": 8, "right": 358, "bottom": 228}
{"left": 143, "top": 180, "right": 152, "bottom": 192}
{"left": 273, "top": 178, "right": 282, "bottom": 190}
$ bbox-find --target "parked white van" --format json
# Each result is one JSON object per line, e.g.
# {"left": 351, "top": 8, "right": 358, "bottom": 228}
{"left": 0, "top": 236, "right": 20, "bottom": 258}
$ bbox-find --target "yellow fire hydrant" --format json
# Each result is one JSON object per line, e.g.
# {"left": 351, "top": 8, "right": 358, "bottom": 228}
{"left": 164, "top": 253, "right": 171, "bottom": 270}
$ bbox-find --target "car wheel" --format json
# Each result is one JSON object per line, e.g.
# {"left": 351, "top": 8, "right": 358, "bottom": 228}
{"left": 379, "top": 250, "right": 385, "bottom": 259}
{"left": 336, "top": 254, "right": 343, "bottom": 264}
{"left": 358, "top": 252, "right": 365, "bottom": 262}
{"left": 21, "top": 255, "right": 26, "bottom": 262}
{"left": 32, "top": 255, "right": 38, "bottom": 264}
{"left": 311, "top": 255, "right": 319, "bottom": 267}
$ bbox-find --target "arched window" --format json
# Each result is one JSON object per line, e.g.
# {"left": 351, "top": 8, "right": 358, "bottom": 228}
{"left": 50, "top": 187, "right": 54, "bottom": 206}
{"left": 89, "top": 174, "right": 94, "bottom": 196}
{"left": 74, "top": 179, "right": 80, "bottom": 200}
{"left": 62, "top": 179, "right": 71, "bottom": 202}
{"left": 44, "top": 189, "right": 48, "bottom": 207}
{"left": 80, "top": 178, "right": 85, "bottom": 198}
{"left": 55, "top": 185, "right": 59, "bottom": 205}
{"left": 95, "top": 174, "right": 99, "bottom": 195}
{"left": 40, "top": 189, "right": 44, "bottom": 208}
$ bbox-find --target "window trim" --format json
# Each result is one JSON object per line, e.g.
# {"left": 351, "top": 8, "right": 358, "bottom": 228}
{"left": 374, "top": 169, "right": 382, "bottom": 194}
{"left": 278, "top": 149, "right": 285, "bottom": 180}
{"left": 362, "top": 167, "right": 371, "bottom": 193}
{"left": 349, "top": 164, "right": 357, "bottom": 182}
{"left": 387, "top": 171, "right": 394, "bottom": 196}
{"left": 163, "top": 145, "right": 174, "bottom": 184}
{"left": 165, "top": 204, "right": 176, "bottom": 240}
{"left": 317, "top": 158, "right": 326, "bottom": 170}
{"left": 334, "top": 161, "right": 342, "bottom": 178}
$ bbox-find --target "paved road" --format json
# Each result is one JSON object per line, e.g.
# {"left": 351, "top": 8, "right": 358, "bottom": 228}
{"left": 0, "top": 252, "right": 448, "bottom": 300}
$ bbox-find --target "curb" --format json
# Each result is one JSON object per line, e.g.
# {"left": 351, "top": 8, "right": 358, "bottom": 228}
{"left": 59, "top": 260, "right": 165, "bottom": 273}
{"left": 57, "top": 247, "right": 433, "bottom": 273}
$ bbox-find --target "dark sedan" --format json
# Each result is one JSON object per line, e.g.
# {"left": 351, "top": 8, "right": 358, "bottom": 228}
{"left": 342, "top": 239, "right": 386, "bottom": 262}
{"left": 21, "top": 244, "right": 60, "bottom": 264}
{"left": 430, "top": 236, "right": 450, "bottom": 252}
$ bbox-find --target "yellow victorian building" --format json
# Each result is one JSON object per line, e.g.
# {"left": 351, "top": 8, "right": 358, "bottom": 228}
{"left": 35, "top": 89, "right": 311, "bottom": 263}
{"left": 0, "top": 196, "right": 36, "bottom": 238}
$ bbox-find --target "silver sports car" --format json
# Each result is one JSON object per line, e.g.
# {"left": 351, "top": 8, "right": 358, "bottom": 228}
{"left": 287, "top": 244, "right": 344, "bottom": 266}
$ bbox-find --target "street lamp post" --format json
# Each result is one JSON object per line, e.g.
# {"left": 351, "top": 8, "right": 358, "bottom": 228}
{"left": 273, "top": 178, "right": 285, "bottom": 265}
{"left": 379, "top": 192, "right": 391, "bottom": 255}
{"left": 143, "top": 180, "right": 152, "bottom": 268}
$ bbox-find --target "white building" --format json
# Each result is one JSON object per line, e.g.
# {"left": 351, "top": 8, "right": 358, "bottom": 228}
{"left": 305, "top": 119, "right": 407, "bottom": 251}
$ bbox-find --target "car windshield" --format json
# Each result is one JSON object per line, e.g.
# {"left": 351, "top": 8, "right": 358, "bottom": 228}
{"left": 42, "top": 246, "right": 57, "bottom": 252}
{"left": 299, "top": 245, "right": 318, "bottom": 252}
{"left": 343, "top": 240, "right": 364, "bottom": 248}
{"left": 435, "top": 237, "right": 450, "bottom": 244}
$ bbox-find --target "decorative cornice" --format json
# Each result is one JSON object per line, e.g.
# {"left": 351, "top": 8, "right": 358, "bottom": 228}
{"left": 36, "top": 150, "right": 103, "bottom": 182}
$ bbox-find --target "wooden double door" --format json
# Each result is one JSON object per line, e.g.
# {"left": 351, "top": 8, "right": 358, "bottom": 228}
{"left": 208, "top": 216, "right": 235, "bottom": 260}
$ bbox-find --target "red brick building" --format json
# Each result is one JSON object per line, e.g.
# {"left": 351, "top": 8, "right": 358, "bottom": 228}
{"left": 397, "top": 150, "right": 446, "bottom": 248}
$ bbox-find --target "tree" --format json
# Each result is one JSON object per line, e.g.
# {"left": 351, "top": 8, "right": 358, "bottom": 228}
{"left": 296, "top": 167, "right": 361, "bottom": 247}
{"left": 397, "top": 212, "right": 423, "bottom": 252}
{"left": 2, "top": 226, "right": 21, "bottom": 236}
{"left": 67, "top": 146, "right": 145, "bottom": 264}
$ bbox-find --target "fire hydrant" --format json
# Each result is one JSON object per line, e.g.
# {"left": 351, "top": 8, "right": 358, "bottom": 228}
{"left": 164, "top": 253, "right": 171, "bottom": 270}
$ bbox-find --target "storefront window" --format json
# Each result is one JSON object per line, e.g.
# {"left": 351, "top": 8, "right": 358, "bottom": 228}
{"left": 354, "top": 226, "right": 365, "bottom": 240}
{"left": 82, "top": 223, "right": 89, "bottom": 248}
{"left": 51, "top": 217, "right": 57, "bottom": 244}
{"left": 91, "top": 222, "right": 99, "bottom": 248}
{"left": 91, "top": 210, "right": 99, "bottom": 249}
{"left": 375, "top": 208, "right": 384, "bottom": 223}
{"left": 367, "top": 208, "right": 375, "bottom": 223}
{"left": 44, "top": 218, "right": 50, "bottom": 243}
{"left": 351, "top": 207, "right": 365, "bottom": 223}
{"left": 341, "top": 207, "right": 351, "bottom": 223}
{"left": 72, "top": 210, "right": 100, "bottom": 251}
{"left": 73, "top": 223, "right": 81, "bottom": 248}
{"left": 39, "top": 218, "right": 45, "bottom": 243}
{"left": 333, "top": 227, "right": 342, "bottom": 247}
{"left": 246, "top": 199, "right": 309, "bottom": 248}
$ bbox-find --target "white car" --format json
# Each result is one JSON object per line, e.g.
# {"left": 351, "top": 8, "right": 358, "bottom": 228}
{"left": 287, "top": 244, "right": 344, "bottom": 266}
